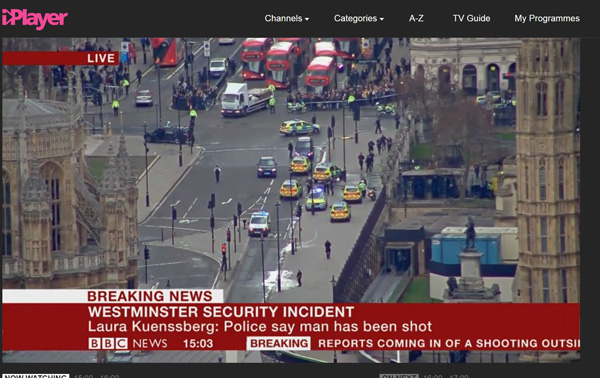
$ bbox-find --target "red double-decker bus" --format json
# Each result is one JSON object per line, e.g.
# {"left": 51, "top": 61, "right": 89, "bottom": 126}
{"left": 277, "top": 38, "right": 310, "bottom": 70}
{"left": 151, "top": 38, "right": 184, "bottom": 67}
{"left": 313, "top": 41, "right": 344, "bottom": 72}
{"left": 241, "top": 38, "right": 272, "bottom": 80}
{"left": 333, "top": 38, "right": 360, "bottom": 60}
{"left": 305, "top": 57, "right": 337, "bottom": 93}
{"left": 266, "top": 42, "right": 298, "bottom": 89}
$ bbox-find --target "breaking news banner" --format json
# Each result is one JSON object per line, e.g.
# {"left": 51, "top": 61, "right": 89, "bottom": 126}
{"left": 2, "top": 290, "right": 579, "bottom": 352}
{"left": 2, "top": 51, "right": 120, "bottom": 65}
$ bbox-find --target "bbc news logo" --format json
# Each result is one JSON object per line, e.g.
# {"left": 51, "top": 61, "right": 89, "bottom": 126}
{"left": 88, "top": 337, "right": 128, "bottom": 350}
{"left": 1, "top": 9, "right": 68, "bottom": 31}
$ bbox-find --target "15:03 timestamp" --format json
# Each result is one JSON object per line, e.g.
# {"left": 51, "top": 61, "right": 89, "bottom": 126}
{"left": 183, "top": 339, "right": 214, "bottom": 349}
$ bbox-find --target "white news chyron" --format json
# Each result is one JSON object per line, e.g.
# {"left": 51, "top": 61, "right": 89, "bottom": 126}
{"left": 1, "top": 289, "right": 224, "bottom": 303}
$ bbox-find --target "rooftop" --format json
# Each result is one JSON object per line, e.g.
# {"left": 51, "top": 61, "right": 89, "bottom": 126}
{"left": 2, "top": 98, "right": 69, "bottom": 117}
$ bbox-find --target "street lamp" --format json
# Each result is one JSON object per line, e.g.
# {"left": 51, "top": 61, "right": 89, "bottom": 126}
{"left": 330, "top": 275, "right": 338, "bottom": 363}
{"left": 165, "top": 279, "right": 171, "bottom": 289}
{"left": 188, "top": 41, "right": 197, "bottom": 87}
{"left": 155, "top": 58, "right": 162, "bottom": 126}
{"left": 289, "top": 168, "right": 295, "bottom": 255}
{"left": 342, "top": 101, "right": 347, "bottom": 180}
{"left": 155, "top": 104, "right": 159, "bottom": 128}
{"left": 143, "top": 122, "right": 150, "bottom": 207}
{"left": 183, "top": 38, "right": 190, "bottom": 83}
{"left": 310, "top": 167, "right": 315, "bottom": 215}
{"left": 275, "top": 201, "right": 281, "bottom": 292}
{"left": 260, "top": 236, "right": 267, "bottom": 303}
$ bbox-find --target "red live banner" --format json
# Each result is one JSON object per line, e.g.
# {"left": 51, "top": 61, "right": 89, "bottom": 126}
{"left": 2, "top": 51, "right": 119, "bottom": 65}
{"left": 2, "top": 303, "right": 579, "bottom": 351}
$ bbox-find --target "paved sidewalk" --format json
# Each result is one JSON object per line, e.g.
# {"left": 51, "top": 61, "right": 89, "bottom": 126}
{"left": 84, "top": 132, "right": 203, "bottom": 223}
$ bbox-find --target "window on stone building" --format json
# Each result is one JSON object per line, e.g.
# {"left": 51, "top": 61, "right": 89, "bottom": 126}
{"left": 539, "top": 162, "right": 547, "bottom": 201}
{"left": 561, "top": 269, "right": 568, "bottom": 303}
{"left": 560, "top": 216, "right": 566, "bottom": 253}
{"left": 542, "top": 270, "right": 550, "bottom": 303}
{"left": 523, "top": 82, "right": 529, "bottom": 116}
{"left": 558, "top": 161, "right": 564, "bottom": 200}
{"left": 525, "top": 165, "right": 529, "bottom": 200}
{"left": 527, "top": 269, "right": 533, "bottom": 302}
{"left": 555, "top": 81, "right": 565, "bottom": 115}
{"left": 576, "top": 157, "right": 580, "bottom": 198}
{"left": 536, "top": 82, "right": 548, "bottom": 116}
{"left": 540, "top": 217, "right": 548, "bottom": 253}
{"left": 2, "top": 171, "right": 12, "bottom": 257}
{"left": 42, "top": 164, "right": 61, "bottom": 252}
{"left": 526, "top": 218, "right": 531, "bottom": 252}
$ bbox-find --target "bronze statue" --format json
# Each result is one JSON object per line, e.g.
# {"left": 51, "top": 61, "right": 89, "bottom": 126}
{"left": 447, "top": 277, "right": 458, "bottom": 293}
{"left": 465, "top": 216, "right": 476, "bottom": 249}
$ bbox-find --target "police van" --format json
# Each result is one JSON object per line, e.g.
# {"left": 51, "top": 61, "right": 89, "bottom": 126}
{"left": 248, "top": 211, "right": 271, "bottom": 237}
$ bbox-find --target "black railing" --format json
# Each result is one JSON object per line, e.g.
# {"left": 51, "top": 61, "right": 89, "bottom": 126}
{"left": 334, "top": 185, "right": 387, "bottom": 303}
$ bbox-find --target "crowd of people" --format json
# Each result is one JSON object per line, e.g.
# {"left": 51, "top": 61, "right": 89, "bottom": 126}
{"left": 172, "top": 71, "right": 218, "bottom": 111}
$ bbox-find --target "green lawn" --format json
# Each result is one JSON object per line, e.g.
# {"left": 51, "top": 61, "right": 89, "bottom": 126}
{"left": 400, "top": 276, "right": 442, "bottom": 303}
{"left": 496, "top": 132, "right": 516, "bottom": 141}
{"left": 86, "top": 155, "right": 156, "bottom": 182}
{"left": 410, "top": 143, "right": 434, "bottom": 160}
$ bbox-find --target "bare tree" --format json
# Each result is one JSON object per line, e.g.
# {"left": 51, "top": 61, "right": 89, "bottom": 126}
{"left": 3, "top": 38, "right": 54, "bottom": 96}
{"left": 433, "top": 97, "right": 494, "bottom": 199}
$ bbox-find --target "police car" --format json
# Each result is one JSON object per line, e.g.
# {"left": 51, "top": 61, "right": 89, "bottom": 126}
{"left": 248, "top": 211, "right": 271, "bottom": 237}
{"left": 330, "top": 201, "right": 351, "bottom": 222}
{"left": 343, "top": 184, "right": 362, "bottom": 203}
{"left": 280, "top": 119, "right": 320, "bottom": 136}
{"left": 305, "top": 187, "right": 328, "bottom": 211}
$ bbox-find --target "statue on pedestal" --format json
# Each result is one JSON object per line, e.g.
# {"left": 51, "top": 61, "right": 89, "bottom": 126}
{"left": 465, "top": 216, "right": 476, "bottom": 249}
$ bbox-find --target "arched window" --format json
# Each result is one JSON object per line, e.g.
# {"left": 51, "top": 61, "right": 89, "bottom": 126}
{"left": 2, "top": 171, "right": 12, "bottom": 256}
{"left": 539, "top": 161, "right": 547, "bottom": 201}
{"left": 536, "top": 82, "right": 548, "bottom": 115}
{"left": 522, "top": 81, "right": 529, "bottom": 116}
{"left": 524, "top": 165, "right": 529, "bottom": 200}
{"left": 41, "top": 163, "right": 61, "bottom": 252}
{"left": 558, "top": 160, "right": 564, "bottom": 200}
{"left": 555, "top": 81, "right": 565, "bottom": 115}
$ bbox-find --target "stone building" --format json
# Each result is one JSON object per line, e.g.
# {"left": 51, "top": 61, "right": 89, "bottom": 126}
{"left": 410, "top": 38, "right": 521, "bottom": 95}
{"left": 2, "top": 75, "right": 139, "bottom": 289}
{"left": 514, "top": 38, "right": 580, "bottom": 305}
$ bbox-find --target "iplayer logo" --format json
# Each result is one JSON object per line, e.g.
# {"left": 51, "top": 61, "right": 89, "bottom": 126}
{"left": 2, "top": 9, "right": 68, "bottom": 31}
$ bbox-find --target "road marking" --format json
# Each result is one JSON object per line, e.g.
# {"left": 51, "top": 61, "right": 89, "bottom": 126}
{"left": 147, "top": 261, "right": 190, "bottom": 267}
{"left": 192, "top": 198, "right": 198, "bottom": 205}
{"left": 205, "top": 147, "right": 287, "bottom": 153}
{"left": 270, "top": 179, "right": 274, "bottom": 185}
{"left": 183, "top": 212, "right": 188, "bottom": 218}
{"left": 141, "top": 224, "right": 206, "bottom": 232}
{"left": 221, "top": 198, "right": 232, "bottom": 205}
{"left": 179, "top": 219, "right": 199, "bottom": 224}
{"left": 187, "top": 204, "right": 193, "bottom": 212}
{"left": 264, "top": 187, "right": 271, "bottom": 195}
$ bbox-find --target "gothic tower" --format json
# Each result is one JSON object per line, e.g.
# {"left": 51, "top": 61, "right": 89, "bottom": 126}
{"left": 515, "top": 38, "right": 580, "bottom": 304}
{"left": 98, "top": 143, "right": 128, "bottom": 288}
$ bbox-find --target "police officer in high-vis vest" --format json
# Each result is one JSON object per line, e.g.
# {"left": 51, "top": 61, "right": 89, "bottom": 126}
{"left": 122, "top": 78, "right": 130, "bottom": 96}
{"left": 268, "top": 84, "right": 276, "bottom": 93}
{"left": 112, "top": 99, "right": 120, "bottom": 116}
{"left": 269, "top": 97, "right": 276, "bottom": 113}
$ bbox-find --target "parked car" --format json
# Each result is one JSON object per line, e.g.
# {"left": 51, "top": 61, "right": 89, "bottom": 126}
{"left": 218, "top": 38, "right": 236, "bottom": 45}
{"left": 209, "top": 58, "right": 229, "bottom": 77}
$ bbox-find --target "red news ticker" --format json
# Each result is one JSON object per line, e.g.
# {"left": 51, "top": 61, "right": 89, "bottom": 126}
{"left": 2, "top": 303, "right": 580, "bottom": 351}
{"left": 2, "top": 51, "right": 119, "bottom": 66}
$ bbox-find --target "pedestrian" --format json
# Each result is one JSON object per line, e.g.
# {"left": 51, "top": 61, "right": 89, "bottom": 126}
{"left": 306, "top": 179, "right": 313, "bottom": 194}
{"left": 368, "top": 140, "right": 375, "bottom": 154}
{"left": 288, "top": 142, "right": 294, "bottom": 158}
{"left": 366, "top": 155, "right": 373, "bottom": 172}
{"left": 395, "top": 113, "right": 401, "bottom": 129}
{"left": 112, "top": 99, "right": 119, "bottom": 116}
{"left": 325, "top": 240, "right": 332, "bottom": 259}
{"left": 214, "top": 165, "right": 221, "bottom": 183}
{"left": 374, "top": 118, "right": 382, "bottom": 134}
{"left": 190, "top": 107, "right": 198, "bottom": 122}
{"left": 395, "top": 64, "right": 402, "bottom": 78}
{"left": 358, "top": 152, "right": 365, "bottom": 171}
{"left": 331, "top": 114, "right": 335, "bottom": 127}
{"left": 323, "top": 179, "right": 329, "bottom": 194}
{"left": 269, "top": 97, "right": 276, "bottom": 113}
{"left": 230, "top": 59, "right": 236, "bottom": 75}
{"left": 387, "top": 137, "right": 393, "bottom": 152}
{"left": 311, "top": 114, "right": 317, "bottom": 125}
{"left": 136, "top": 69, "right": 143, "bottom": 85}
{"left": 329, "top": 177, "right": 335, "bottom": 195}
{"left": 376, "top": 139, "right": 382, "bottom": 154}
{"left": 388, "top": 39, "right": 393, "bottom": 50}
{"left": 297, "top": 270, "right": 302, "bottom": 287}
{"left": 106, "top": 40, "right": 113, "bottom": 51}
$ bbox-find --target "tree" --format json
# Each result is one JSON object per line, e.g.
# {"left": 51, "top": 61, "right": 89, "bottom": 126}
{"left": 432, "top": 96, "right": 494, "bottom": 199}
